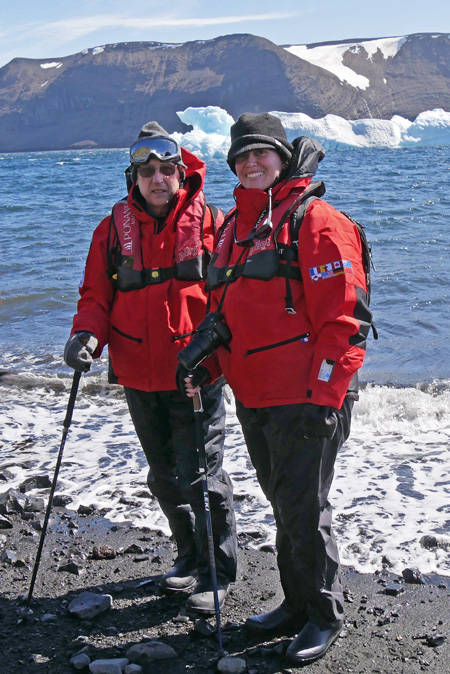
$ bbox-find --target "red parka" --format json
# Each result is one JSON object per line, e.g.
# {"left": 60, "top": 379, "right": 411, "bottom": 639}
{"left": 205, "top": 141, "right": 371, "bottom": 409}
{"left": 72, "top": 148, "right": 222, "bottom": 392}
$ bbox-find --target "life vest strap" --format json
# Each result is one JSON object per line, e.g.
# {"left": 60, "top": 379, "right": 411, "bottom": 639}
{"left": 142, "top": 267, "right": 177, "bottom": 284}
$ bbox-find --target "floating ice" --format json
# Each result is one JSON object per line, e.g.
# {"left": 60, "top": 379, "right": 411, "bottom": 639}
{"left": 174, "top": 106, "right": 450, "bottom": 156}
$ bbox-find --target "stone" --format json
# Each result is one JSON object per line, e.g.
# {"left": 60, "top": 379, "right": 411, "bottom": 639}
{"left": 92, "top": 545, "right": 117, "bottom": 560}
{"left": 89, "top": 658, "right": 129, "bottom": 674}
{"left": 402, "top": 567, "right": 426, "bottom": 584}
{"left": 124, "top": 666, "right": 142, "bottom": 674}
{"left": 19, "top": 475, "right": 51, "bottom": 493}
{"left": 0, "top": 488, "right": 27, "bottom": 514}
{"left": 70, "top": 652, "right": 91, "bottom": 670}
{"left": 68, "top": 591, "right": 113, "bottom": 620}
{"left": 58, "top": 560, "right": 85, "bottom": 575}
{"left": 53, "top": 494, "right": 73, "bottom": 506}
{"left": 0, "top": 515, "right": 13, "bottom": 529}
{"left": 193, "top": 618, "right": 215, "bottom": 635}
{"left": 24, "top": 496, "right": 45, "bottom": 512}
{"left": 217, "top": 656, "right": 248, "bottom": 674}
{"left": 126, "top": 641, "right": 178, "bottom": 663}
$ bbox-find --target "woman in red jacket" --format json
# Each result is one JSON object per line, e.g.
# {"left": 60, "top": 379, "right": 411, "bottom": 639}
{"left": 179, "top": 113, "right": 372, "bottom": 664}
{"left": 64, "top": 122, "right": 237, "bottom": 614}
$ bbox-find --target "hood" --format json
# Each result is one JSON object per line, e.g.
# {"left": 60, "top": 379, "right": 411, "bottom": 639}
{"left": 284, "top": 136, "right": 325, "bottom": 181}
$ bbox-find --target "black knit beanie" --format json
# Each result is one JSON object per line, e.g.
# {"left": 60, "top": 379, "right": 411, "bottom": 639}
{"left": 130, "top": 121, "right": 184, "bottom": 184}
{"left": 227, "top": 112, "right": 293, "bottom": 174}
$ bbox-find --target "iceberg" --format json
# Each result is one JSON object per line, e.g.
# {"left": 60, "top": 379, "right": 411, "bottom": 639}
{"left": 174, "top": 106, "right": 450, "bottom": 158}
{"left": 172, "top": 106, "right": 234, "bottom": 158}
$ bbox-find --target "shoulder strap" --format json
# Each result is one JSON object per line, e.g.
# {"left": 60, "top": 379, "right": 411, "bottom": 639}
{"left": 207, "top": 204, "right": 219, "bottom": 236}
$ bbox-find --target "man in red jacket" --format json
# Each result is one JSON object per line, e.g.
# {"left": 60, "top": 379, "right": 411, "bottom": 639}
{"left": 64, "top": 122, "right": 237, "bottom": 613}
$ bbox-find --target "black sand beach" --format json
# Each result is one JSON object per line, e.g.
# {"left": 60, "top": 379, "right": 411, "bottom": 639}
{"left": 0, "top": 499, "right": 449, "bottom": 674}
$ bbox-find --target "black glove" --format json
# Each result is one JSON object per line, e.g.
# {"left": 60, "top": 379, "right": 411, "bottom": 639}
{"left": 175, "top": 363, "right": 210, "bottom": 397}
{"left": 299, "top": 403, "right": 338, "bottom": 440}
{"left": 64, "top": 331, "right": 98, "bottom": 372}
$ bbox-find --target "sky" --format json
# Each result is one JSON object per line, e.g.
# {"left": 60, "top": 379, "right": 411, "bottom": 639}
{"left": 1, "top": 0, "right": 449, "bottom": 69}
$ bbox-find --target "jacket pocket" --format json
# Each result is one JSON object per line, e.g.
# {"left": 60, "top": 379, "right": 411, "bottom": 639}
{"left": 243, "top": 332, "right": 310, "bottom": 357}
{"left": 111, "top": 325, "right": 143, "bottom": 344}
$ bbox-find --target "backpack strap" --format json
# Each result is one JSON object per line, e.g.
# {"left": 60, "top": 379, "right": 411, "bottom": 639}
{"left": 207, "top": 204, "right": 219, "bottom": 236}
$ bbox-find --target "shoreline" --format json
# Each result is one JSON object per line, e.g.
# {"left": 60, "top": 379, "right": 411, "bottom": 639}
{"left": 0, "top": 505, "right": 449, "bottom": 673}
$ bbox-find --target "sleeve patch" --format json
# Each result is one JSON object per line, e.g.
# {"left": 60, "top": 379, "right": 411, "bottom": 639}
{"left": 309, "top": 260, "right": 353, "bottom": 282}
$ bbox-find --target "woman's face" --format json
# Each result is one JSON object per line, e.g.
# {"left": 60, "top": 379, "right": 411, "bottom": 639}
{"left": 235, "top": 148, "right": 284, "bottom": 190}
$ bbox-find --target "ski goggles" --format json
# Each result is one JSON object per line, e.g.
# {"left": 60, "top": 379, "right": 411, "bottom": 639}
{"left": 129, "top": 136, "right": 181, "bottom": 164}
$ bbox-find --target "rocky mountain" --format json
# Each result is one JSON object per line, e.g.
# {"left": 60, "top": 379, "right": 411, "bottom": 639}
{"left": 0, "top": 32, "right": 449, "bottom": 152}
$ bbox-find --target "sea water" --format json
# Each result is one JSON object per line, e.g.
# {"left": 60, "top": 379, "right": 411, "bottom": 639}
{"left": 1, "top": 145, "right": 450, "bottom": 577}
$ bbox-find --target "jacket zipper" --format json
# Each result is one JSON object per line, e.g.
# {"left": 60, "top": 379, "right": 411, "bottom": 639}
{"left": 244, "top": 332, "right": 310, "bottom": 357}
{"left": 111, "top": 325, "right": 143, "bottom": 344}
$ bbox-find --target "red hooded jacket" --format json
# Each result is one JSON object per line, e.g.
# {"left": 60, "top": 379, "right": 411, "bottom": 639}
{"left": 71, "top": 148, "right": 223, "bottom": 392}
{"left": 205, "top": 145, "right": 371, "bottom": 409}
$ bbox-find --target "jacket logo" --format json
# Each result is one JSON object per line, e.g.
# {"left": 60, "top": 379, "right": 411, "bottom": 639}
{"left": 309, "top": 260, "right": 353, "bottom": 282}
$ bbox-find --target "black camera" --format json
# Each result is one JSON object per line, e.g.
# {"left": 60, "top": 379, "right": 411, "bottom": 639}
{"left": 177, "top": 311, "right": 232, "bottom": 371}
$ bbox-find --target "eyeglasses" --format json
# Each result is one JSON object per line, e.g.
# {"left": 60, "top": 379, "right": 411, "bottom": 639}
{"left": 130, "top": 136, "right": 181, "bottom": 164}
{"left": 138, "top": 164, "right": 178, "bottom": 179}
{"left": 234, "top": 188, "right": 273, "bottom": 247}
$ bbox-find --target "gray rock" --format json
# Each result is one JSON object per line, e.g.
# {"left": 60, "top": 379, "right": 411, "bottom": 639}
{"left": 53, "top": 494, "right": 73, "bottom": 506}
{"left": 126, "top": 641, "right": 178, "bottom": 663}
{"left": 124, "top": 666, "right": 142, "bottom": 674}
{"left": 193, "top": 618, "right": 216, "bottom": 635}
{"left": 0, "top": 514, "right": 13, "bottom": 529}
{"left": 19, "top": 475, "right": 51, "bottom": 493}
{"left": 1, "top": 549, "right": 27, "bottom": 566}
{"left": 0, "top": 488, "right": 27, "bottom": 514}
{"left": 402, "top": 567, "right": 426, "bottom": 584}
{"left": 41, "top": 613, "right": 58, "bottom": 622}
{"left": 70, "top": 652, "right": 91, "bottom": 670}
{"left": 217, "top": 657, "right": 248, "bottom": 674}
{"left": 58, "top": 560, "right": 85, "bottom": 575}
{"left": 420, "top": 534, "right": 450, "bottom": 550}
{"left": 68, "top": 591, "right": 113, "bottom": 620}
{"left": 24, "top": 496, "right": 45, "bottom": 512}
{"left": 89, "top": 659, "right": 129, "bottom": 674}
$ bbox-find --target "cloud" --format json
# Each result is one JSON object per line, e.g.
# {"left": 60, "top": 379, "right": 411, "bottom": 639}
{"left": 0, "top": 10, "right": 300, "bottom": 67}
{"left": 17, "top": 12, "right": 298, "bottom": 43}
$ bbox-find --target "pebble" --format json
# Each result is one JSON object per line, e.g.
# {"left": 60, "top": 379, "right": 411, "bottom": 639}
{"left": 89, "top": 658, "right": 129, "bottom": 673}
{"left": 217, "top": 656, "right": 247, "bottom": 673}
{"left": 68, "top": 591, "right": 113, "bottom": 620}
{"left": 70, "top": 652, "right": 92, "bottom": 670}
{"left": 0, "top": 514, "right": 13, "bottom": 528}
{"left": 126, "top": 640, "right": 178, "bottom": 663}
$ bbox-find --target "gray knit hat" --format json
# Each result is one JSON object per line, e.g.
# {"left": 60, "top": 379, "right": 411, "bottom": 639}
{"left": 227, "top": 113, "right": 293, "bottom": 174}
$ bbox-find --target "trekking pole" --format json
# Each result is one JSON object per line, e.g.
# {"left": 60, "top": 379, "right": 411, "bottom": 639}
{"left": 192, "top": 389, "right": 225, "bottom": 657}
{"left": 26, "top": 370, "right": 82, "bottom": 607}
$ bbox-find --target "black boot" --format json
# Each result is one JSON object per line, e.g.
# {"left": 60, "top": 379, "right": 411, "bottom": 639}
{"left": 159, "top": 558, "right": 197, "bottom": 593}
{"left": 245, "top": 600, "right": 307, "bottom": 637}
{"left": 286, "top": 617, "right": 343, "bottom": 664}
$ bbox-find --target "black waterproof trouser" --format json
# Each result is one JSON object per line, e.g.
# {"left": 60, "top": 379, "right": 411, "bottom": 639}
{"left": 124, "top": 379, "right": 237, "bottom": 584}
{"left": 235, "top": 398, "right": 353, "bottom": 623}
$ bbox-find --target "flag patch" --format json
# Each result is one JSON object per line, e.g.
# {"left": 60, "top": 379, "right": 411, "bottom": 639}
{"left": 309, "top": 260, "right": 353, "bottom": 282}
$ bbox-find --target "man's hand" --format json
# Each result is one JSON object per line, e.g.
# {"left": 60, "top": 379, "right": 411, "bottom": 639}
{"left": 176, "top": 363, "right": 210, "bottom": 398}
{"left": 64, "top": 332, "right": 98, "bottom": 372}
{"left": 300, "top": 403, "right": 338, "bottom": 440}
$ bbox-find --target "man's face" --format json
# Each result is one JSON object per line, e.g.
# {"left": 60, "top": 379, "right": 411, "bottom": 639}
{"left": 136, "top": 158, "right": 181, "bottom": 217}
